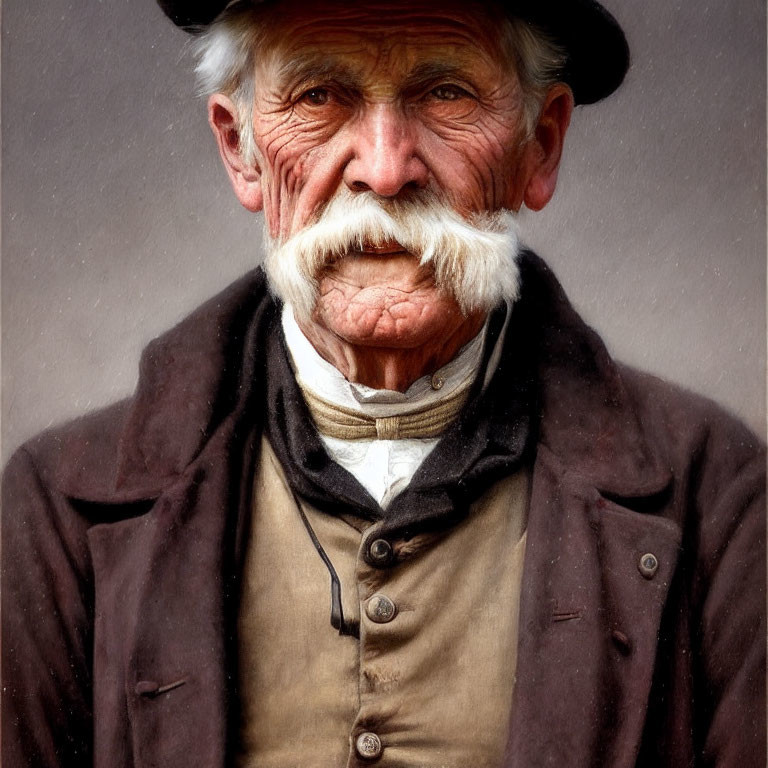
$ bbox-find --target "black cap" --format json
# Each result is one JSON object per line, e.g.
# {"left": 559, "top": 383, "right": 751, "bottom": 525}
{"left": 156, "top": 0, "right": 230, "bottom": 28}
{"left": 157, "top": 0, "right": 629, "bottom": 105}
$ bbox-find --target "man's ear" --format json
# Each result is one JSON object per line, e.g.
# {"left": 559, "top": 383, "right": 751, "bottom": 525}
{"left": 520, "top": 84, "right": 574, "bottom": 212}
{"left": 208, "top": 94, "right": 263, "bottom": 212}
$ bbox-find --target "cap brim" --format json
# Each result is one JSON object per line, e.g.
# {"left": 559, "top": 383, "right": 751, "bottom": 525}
{"left": 156, "top": 0, "right": 230, "bottom": 30}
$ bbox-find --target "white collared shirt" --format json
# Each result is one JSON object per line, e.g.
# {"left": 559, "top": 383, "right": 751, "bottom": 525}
{"left": 281, "top": 305, "right": 491, "bottom": 508}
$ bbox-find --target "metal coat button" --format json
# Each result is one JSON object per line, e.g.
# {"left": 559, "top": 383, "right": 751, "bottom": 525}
{"left": 366, "top": 594, "right": 397, "bottom": 623}
{"left": 356, "top": 731, "right": 383, "bottom": 760}
{"left": 369, "top": 538, "right": 393, "bottom": 566}
{"left": 638, "top": 552, "right": 659, "bottom": 579}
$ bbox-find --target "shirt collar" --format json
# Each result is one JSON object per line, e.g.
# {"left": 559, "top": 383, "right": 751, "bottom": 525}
{"left": 281, "top": 304, "right": 493, "bottom": 418}
{"left": 265, "top": 299, "right": 530, "bottom": 535}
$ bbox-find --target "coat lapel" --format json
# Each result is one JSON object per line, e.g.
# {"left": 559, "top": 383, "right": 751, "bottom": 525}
{"left": 83, "top": 273, "right": 273, "bottom": 768}
{"left": 505, "top": 447, "right": 680, "bottom": 767}
{"left": 504, "top": 254, "right": 682, "bottom": 767}
{"left": 123, "top": 432, "right": 246, "bottom": 768}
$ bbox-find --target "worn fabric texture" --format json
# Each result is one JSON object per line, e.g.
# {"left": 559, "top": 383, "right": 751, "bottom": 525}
{"left": 2, "top": 251, "right": 765, "bottom": 768}
{"left": 298, "top": 380, "right": 473, "bottom": 441}
{"left": 237, "top": 436, "right": 528, "bottom": 768}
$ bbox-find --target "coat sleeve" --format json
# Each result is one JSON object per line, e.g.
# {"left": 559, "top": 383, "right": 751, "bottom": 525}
{"left": 2, "top": 446, "right": 94, "bottom": 768}
{"left": 693, "top": 424, "right": 766, "bottom": 767}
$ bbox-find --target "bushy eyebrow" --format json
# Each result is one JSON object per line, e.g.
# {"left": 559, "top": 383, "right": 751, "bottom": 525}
{"left": 402, "top": 61, "right": 471, "bottom": 87}
{"left": 269, "top": 50, "right": 474, "bottom": 90}
{"left": 272, "top": 54, "right": 359, "bottom": 93}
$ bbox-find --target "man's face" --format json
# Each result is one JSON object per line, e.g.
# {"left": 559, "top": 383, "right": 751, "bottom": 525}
{"left": 251, "top": 0, "right": 531, "bottom": 239}
{"left": 211, "top": 0, "right": 571, "bottom": 353}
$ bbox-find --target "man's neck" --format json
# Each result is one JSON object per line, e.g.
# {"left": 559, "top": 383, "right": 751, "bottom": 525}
{"left": 294, "top": 312, "right": 487, "bottom": 393}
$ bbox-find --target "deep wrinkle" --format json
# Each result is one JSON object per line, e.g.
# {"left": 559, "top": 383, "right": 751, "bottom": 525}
{"left": 210, "top": 0, "right": 573, "bottom": 389}
{"left": 251, "top": 3, "right": 528, "bottom": 239}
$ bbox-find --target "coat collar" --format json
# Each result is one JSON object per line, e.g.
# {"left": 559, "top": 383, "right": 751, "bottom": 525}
{"left": 55, "top": 269, "right": 272, "bottom": 502}
{"left": 515, "top": 253, "right": 672, "bottom": 498}
{"left": 56, "top": 251, "right": 671, "bottom": 505}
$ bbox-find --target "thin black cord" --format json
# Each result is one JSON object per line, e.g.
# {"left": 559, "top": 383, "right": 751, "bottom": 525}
{"left": 290, "top": 486, "right": 359, "bottom": 638}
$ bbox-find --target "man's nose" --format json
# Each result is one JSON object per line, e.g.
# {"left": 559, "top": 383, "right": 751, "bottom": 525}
{"left": 343, "top": 104, "right": 429, "bottom": 197}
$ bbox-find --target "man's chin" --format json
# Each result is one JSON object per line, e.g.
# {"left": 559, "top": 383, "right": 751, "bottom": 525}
{"left": 310, "top": 285, "right": 471, "bottom": 350}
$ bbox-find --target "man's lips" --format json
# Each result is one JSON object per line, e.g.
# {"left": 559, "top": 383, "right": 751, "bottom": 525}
{"left": 355, "top": 240, "right": 408, "bottom": 256}
{"left": 322, "top": 241, "right": 417, "bottom": 271}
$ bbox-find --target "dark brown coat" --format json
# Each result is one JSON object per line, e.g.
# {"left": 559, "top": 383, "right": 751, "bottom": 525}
{"left": 3, "top": 254, "right": 765, "bottom": 767}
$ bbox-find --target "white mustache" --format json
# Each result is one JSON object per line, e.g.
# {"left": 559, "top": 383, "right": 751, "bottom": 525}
{"left": 263, "top": 188, "right": 521, "bottom": 323}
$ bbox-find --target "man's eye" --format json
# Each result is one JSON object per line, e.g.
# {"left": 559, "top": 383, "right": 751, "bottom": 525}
{"left": 300, "top": 88, "right": 330, "bottom": 106}
{"left": 429, "top": 85, "right": 468, "bottom": 101}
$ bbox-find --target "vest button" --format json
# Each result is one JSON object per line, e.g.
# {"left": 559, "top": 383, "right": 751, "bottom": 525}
{"left": 368, "top": 538, "right": 393, "bottom": 566}
{"left": 365, "top": 594, "right": 397, "bottom": 623}
{"left": 638, "top": 552, "right": 659, "bottom": 579}
{"left": 356, "top": 731, "right": 383, "bottom": 759}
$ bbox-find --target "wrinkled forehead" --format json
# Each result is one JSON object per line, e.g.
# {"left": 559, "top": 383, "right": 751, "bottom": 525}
{"left": 254, "top": 0, "right": 512, "bottom": 83}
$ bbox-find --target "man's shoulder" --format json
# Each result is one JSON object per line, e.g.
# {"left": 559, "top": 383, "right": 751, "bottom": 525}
{"left": 611, "top": 365, "right": 765, "bottom": 549}
{"left": 518, "top": 249, "right": 764, "bottom": 501}
{"left": 5, "top": 399, "right": 134, "bottom": 503}
{"left": 619, "top": 363, "right": 764, "bottom": 475}
{"left": 4, "top": 267, "right": 273, "bottom": 506}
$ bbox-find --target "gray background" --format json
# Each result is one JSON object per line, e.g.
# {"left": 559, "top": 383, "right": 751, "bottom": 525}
{"left": 2, "top": 0, "right": 766, "bottom": 459}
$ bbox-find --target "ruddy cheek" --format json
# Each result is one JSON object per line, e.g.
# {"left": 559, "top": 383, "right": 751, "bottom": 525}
{"left": 423, "top": 119, "right": 519, "bottom": 211}
{"left": 257, "top": 116, "right": 342, "bottom": 238}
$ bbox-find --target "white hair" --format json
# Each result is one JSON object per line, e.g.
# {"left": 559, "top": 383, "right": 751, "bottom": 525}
{"left": 263, "top": 187, "right": 521, "bottom": 323}
{"left": 499, "top": 18, "right": 570, "bottom": 136}
{"left": 194, "top": 1, "right": 568, "bottom": 162}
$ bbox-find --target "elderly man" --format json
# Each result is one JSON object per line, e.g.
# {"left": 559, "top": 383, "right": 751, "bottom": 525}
{"left": 2, "top": 1, "right": 764, "bottom": 767}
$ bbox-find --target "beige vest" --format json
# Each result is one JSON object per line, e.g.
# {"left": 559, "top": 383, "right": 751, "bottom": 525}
{"left": 236, "top": 436, "right": 529, "bottom": 768}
